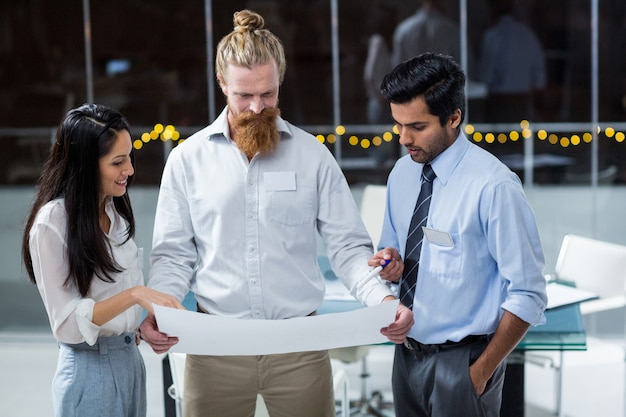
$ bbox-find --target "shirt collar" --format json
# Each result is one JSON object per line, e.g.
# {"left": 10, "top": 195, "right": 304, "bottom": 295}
{"left": 429, "top": 131, "right": 470, "bottom": 186}
{"left": 103, "top": 196, "right": 115, "bottom": 215}
{"left": 103, "top": 196, "right": 120, "bottom": 240}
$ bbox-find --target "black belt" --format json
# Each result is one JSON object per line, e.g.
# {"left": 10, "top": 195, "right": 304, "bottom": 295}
{"left": 403, "top": 334, "right": 492, "bottom": 354}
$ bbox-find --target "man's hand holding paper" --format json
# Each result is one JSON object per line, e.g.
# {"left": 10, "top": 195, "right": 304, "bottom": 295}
{"left": 139, "top": 313, "right": 179, "bottom": 354}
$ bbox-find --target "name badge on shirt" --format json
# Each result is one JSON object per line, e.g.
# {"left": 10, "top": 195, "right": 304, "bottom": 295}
{"left": 422, "top": 227, "right": 454, "bottom": 247}
{"left": 264, "top": 171, "right": 296, "bottom": 191}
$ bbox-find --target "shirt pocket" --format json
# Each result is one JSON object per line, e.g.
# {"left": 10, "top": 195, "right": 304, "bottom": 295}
{"left": 268, "top": 182, "right": 315, "bottom": 226}
{"left": 424, "top": 232, "right": 462, "bottom": 279}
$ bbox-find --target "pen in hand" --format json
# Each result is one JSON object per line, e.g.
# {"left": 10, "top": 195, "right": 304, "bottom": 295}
{"left": 360, "top": 259, "right": 391, "bottom": 286}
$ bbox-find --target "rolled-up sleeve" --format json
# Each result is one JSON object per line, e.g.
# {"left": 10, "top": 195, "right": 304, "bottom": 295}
{"left": 488, "top": 181, "right": 547, "bottom": 326}
{"left": 31, "top": 220, "right": 101, "bottom": 344}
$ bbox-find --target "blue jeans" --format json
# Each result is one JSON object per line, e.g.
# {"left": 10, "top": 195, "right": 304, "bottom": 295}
{"left": 53, "top": 332, "right": 146, "bottom": 417}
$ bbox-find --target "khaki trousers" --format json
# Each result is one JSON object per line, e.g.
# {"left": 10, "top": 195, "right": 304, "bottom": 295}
{"left": 183, "top": 350, "right": 335, "bottom": 417}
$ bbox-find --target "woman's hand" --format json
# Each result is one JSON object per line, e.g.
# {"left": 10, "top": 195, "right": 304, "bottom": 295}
{"left": 131, "top": 287, "right": 185, "bottom": 315}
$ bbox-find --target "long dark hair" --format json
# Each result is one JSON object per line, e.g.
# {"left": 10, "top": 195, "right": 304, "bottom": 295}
{"left": 22, "top": 103, "right": 135, "bottom": 297}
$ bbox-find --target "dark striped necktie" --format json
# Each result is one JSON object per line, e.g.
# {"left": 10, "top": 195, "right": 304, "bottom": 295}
{"left": 399, "top": 164, "right": 436, "bottom": 310}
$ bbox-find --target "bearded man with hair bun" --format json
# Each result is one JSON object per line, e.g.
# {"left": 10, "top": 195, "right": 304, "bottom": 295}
{"left": 139, "top": 9, "right": 413, "bottom": 417}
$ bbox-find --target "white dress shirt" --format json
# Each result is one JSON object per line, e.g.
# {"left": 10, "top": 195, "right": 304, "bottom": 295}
{"left": 149, "top": 107, "right": 393, "bottom": 320}
{"left": 29, "top": 197, "right": 144, "bottom": 345}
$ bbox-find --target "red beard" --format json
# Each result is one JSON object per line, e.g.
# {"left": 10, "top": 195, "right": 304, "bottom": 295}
{"left": 231, "top": 108, "right": 281, "bottom": 159}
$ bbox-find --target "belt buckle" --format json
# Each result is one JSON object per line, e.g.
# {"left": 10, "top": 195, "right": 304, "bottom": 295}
{"left": 404, "top": 338, "right": 443, "bottom": 353}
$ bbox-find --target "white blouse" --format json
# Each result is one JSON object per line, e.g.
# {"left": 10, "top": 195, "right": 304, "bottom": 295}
{"left": 29, "top": 197, "right": 144, "bottom": 345}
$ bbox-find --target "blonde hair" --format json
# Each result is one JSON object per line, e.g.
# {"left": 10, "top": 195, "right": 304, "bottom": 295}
{"left": 216, "top": 9, "right": 286, "bottom": 83}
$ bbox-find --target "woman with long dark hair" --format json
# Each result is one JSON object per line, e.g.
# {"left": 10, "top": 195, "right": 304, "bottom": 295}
{"left": 22, "top": 103, "right": 183, "bottom": 417}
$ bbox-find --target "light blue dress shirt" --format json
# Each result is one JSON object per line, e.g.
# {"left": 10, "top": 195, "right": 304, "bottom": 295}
{"left": 379, "top": 133, "right": 547, "bottom": 343}
{"left": 149, "top": 107, "right": 393, "bottom": 320}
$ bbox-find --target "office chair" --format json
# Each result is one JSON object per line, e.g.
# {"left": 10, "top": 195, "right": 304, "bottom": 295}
{"left": 166, "top": 352, "right": 186, "bottom": 417}
{"left": 554, "top": 234, "right": 626, "bottom": 319}
{"left": 320, "top": 255, "right": 390, "bottom": 416}
{"left": 358, "top": 185, "right": 387, "bottom": 249}
{"left": 323, "top": 184, "right": 394, "bottom": 416}
{"left": 329, "top": 346, "right": 393, "bottom": 417}
{"left": 526, "top": 234, "right": 626, "bottom": 417}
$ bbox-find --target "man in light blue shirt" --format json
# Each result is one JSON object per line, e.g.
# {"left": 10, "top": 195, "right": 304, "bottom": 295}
{"left": 369, "top": 53, "right": 547, "bottom": 416}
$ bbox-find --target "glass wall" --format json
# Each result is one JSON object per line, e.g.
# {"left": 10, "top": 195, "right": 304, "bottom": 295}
{"left": 2, "top": 0, "right": 625, "bottom": 183}
{"left": 1, "top": 0, "right": 625, "bottom": 267}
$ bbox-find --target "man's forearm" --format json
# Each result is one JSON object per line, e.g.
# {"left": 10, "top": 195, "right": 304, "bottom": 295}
{"left": 471, "top": 310, "right": 530, "bottom": 380}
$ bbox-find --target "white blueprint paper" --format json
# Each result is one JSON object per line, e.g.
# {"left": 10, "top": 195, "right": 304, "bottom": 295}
{"left": 154, "top": 299, "right": 399, "bottom": 355}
